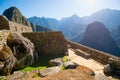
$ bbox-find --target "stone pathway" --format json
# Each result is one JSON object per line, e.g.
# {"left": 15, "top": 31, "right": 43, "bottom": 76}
{"left": 68, "top": 49, "right": 104, "bottom": 75}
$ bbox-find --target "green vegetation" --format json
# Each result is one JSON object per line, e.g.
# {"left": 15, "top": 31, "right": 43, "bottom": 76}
{"left": 20, "top": 66, "right": 46, "bottom": 73}
{"left": 62, "top": 56, "right": 68, "bottom": 62}
{"left": 61, "top": 66, "right": 65, "bottom": 70}
{"left": 0, "top": 76, "right": 6, "bottom": 80}
{"left": 61, "top": 56, "right": 69, "bottom": 70}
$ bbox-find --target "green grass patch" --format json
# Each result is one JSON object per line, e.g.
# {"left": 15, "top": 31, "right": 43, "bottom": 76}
{"left": 61, "top": 66, "right": 65, "bottom": 70}
{"left": 62, "top": 56, "right": 68, "bottom": 62}
{"left": 0, "top": 76, "right": 6, "bottom": 80}
{"left": 20, "top": 66, "right": 46, "bottom": 73}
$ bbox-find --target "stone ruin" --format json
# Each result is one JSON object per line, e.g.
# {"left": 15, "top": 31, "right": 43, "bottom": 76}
{"left": 0, "top": 15, "right": 32, "bottom": 33}
{"left": 0, "top": 15, "right": 68, "bottom": 75}
{"left": 22, "top": 31, "right": 68, "bottom": 56}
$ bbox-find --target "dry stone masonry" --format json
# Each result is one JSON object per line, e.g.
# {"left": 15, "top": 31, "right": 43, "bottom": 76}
{"left": 0, "top": 15, "right": 32, "bottom": 33}
{"left": 22, "top": 31, "right": 68, "bottom": 56}
{"left": 0, "top": 30, "right": 10, "bottom": 50}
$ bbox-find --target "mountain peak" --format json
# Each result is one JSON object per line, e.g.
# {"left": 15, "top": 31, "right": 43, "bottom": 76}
{"left": 71, "top": 14, "right": 79, "bottom": 18}
{"left": 87, "top": 21, "right": 106, "bottom": 29}
{"left": 3, "top": 6, "right": 22, "bottom": 18}
{"left": 7, "top": 6, "right": 18, "bottom": 10}
{"left": 80, "top": 22, "right": 120, "bottom": 56}
{"left": 92, "top": 8, "right": 120, "bottom": 16}
{"left": 3, "top": 6, "right": 31, "bottom": 26}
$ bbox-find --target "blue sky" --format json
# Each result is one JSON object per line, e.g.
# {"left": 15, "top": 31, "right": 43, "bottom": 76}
{"left": 0, "top": 0, "right": 120, "bottom": 19}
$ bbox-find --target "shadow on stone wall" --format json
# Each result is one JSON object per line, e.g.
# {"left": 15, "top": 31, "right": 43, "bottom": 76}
{"left": 22, "top": 31, "right": 68, "bottom": 57}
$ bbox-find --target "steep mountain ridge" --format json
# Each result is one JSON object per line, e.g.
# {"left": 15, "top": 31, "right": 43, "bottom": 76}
{"left": 80, "top": 22, "right": 120, "bottom": 56}
{"left": 3, "top": 6, "right": 31, "bottom": 27}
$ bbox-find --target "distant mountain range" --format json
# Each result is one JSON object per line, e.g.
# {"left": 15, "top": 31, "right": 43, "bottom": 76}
{"left": 28, "top": 16, "right": 59, "bottom": 30}
{"left": 28, "top": 9, "right": 120, "bottom": 40}
{"left": 28, "top": 14, "right": 86, "bottom": 41}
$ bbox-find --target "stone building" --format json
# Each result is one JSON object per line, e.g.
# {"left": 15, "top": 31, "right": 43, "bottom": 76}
{"left": 0, "top": 15, "right": 32, "bottom": 32}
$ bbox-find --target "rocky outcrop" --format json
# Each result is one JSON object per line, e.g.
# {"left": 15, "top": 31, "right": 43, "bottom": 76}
{"left": 76, "top": 65, "right": 95, "bottom": 76}
{"left": 4, "top": 64, "right": 112, "bottom": 80}
{"left": 49, "top": 58, "right": 64, "bottom": 66}
{"left": 43, "top": 66, "right": 94, "bottom": 80}
{"left": 0, "top": 30, "right": 35, "bottom": 75}
{"left": 104, "top": 58, "right": 120, "bottom": 76}
{"left": 0, "top": 44, "right": 15, "bottom": 75}
{"left": 38, "top": 66, "right": 61, "bottom": 77}
{"left": 7, "top": 33, "right": 35, "bottom": 70}
{"left": 80, "top": 22, "right": 120, "bottom": 56}
{"left": 0, "top": 30, "right": 15, "bottom": 75}
{"left": 22, "top": 31, "right": 68, "bottom": 56}
{"left": 64, "top": 61, "right": 79, "bottom": 69}
{"left": 94, "top": 74, "right": 110, "bottom": 80}
{"left": 104, "top": 64, "right": 113, "bottom": 75}
{"left": 6, "top": 71, "right": 24, "bottom": 80}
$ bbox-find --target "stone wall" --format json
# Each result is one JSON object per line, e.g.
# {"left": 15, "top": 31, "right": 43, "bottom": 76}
{"left": 67, "top": 40, "right": 120, "bottom": 65}
{"left": 9, "top": 21, "right": 32, "bottom": 32}
{"left": 0, "top": 15, "right": 32, "bottom": 32}
{"left": 0, "top": 16, "right": 9, "bottom": 30}
{"left": 22, "top": 31, "right": 68, "bottom": 56}
{"left": 0, "top": 30, "right": 10, "bottom": 51}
